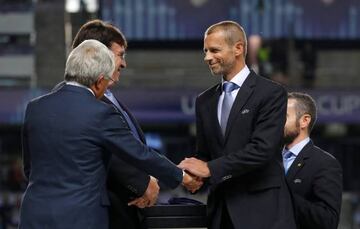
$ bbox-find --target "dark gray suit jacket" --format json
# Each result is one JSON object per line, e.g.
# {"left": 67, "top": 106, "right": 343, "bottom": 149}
{"left": 286, "top": 140, "right": 343, "bottom": 229}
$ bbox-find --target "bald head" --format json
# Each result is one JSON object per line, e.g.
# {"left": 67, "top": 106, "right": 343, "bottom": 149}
{"left": 205, "top": 21, "right": 247, "bottom": 57}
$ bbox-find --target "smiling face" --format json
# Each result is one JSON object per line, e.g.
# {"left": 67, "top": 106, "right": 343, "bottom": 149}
{"left": 109, "top": 42, "right": 127, "bottom": 86}
{"left": 203, "top": 31, "right": 237, "bottom": 78}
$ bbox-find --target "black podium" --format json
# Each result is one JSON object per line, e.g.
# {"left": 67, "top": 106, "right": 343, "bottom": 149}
{"left": 142, "top": 204, "right": 207, "bottom": 228}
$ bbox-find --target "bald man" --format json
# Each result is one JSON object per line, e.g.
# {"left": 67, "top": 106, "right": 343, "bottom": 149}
{"left": 179, "top": 21, "right": 296, "bottom": 229}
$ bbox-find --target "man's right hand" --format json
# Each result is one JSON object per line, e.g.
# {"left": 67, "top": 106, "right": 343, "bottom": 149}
{"left": 182, "top": 171, "right": 204, "bottom": 193}
{"left": 128, "top": 176, "right": 159, "bottom": 208}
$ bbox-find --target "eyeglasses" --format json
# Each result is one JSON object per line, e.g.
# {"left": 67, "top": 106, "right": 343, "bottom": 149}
{"left": 120, "top": 53, "right": 126, "bottom": 60}
{"left": 107, "top": 77, "right": 117, "bottom": 83}
{"left": 107, "top": 76, "right": 119, "bottom": 85}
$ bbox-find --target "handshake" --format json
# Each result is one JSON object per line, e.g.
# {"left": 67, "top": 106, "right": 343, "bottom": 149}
{"left": 179, "top": 157, "right": 211, "bottom": 193}
{"left": 128, "top": 157, "right": 210, "bottom": 208}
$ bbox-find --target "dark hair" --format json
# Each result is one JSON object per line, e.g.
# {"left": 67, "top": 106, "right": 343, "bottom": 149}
{"left": 288, "top": 92, "right": 317, "bottom": 132}
{"left": 72, "top": 19, "right": 127, "bottom": 49}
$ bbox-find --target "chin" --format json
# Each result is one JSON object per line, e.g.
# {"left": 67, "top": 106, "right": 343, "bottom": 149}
{"left": 210, "top": 69, "right": 222, "bottom": 76}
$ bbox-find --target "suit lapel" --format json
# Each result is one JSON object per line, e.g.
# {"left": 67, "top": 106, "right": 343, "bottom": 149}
{"left": 101, "top": 95, "right": 146, "bottom": 144}
{"left": 117, "top": 99, "right": 146, "bottom": 143}
{"left": 205, "top": 84, "right": 224, "bottom": 144}
{"left": 224, "top": 71, "right": 256, "bottom": 140}
{"left": 286, "top": 141, "right": 313, "bottom": 181}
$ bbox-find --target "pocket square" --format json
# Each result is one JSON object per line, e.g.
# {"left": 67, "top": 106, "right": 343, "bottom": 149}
{"left": 241, "top": 109, "right": 250, "bottom": 114}
{"left": 294, "top": 178, "right": 302, "bottom": 184}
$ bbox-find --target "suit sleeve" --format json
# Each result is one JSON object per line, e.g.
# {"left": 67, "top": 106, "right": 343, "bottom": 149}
{"left": 292, "top": 158, "right": 343, "bottom": 229}
{"left": 208, "top": 85, "right": 287, "bottom": 184}
{"left": 108, "top": 156, "right": 150, "bottom": 198}
{"left": 100, "top": 108, "right": 183, "bottom": 189}
{"left": 22, "top": 104, "right": 31, "bottom": 181}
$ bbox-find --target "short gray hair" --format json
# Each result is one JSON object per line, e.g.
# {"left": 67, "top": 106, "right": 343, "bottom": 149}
{"left": 64, "top": 39, "right": 115, "bottom": 87}
{"left": 205, "top": 20, "right": 247, "bottom": 57}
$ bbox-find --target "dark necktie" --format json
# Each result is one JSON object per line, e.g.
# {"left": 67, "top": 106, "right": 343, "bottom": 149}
{"left": 220, "top": 82, "right": 239, "bottom": 135}
{"left": 104, "top": 90, "right": 141, "bottom": 141}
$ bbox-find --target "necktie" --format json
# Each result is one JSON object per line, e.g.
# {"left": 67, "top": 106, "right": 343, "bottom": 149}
{"left": 283, "top": 149, "right": 294, "bottom": 174}
{"left": 104, "top": 90, "right": 141, "bottom": 141}
{"left": 220, "top": 82, "right": 239, "bottom": 135}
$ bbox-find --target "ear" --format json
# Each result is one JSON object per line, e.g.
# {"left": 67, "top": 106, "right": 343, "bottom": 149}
{"left": 91, "top": 74, "right": 108, "bottom": 98}
{"left": 94, "top": 75, "right": 106, "bottom": 88}
{"left": 300, "top": 114, "right": 311, "bottom": 129}
{"left": 234, "top": 41, "right": 244, "bottom": 57}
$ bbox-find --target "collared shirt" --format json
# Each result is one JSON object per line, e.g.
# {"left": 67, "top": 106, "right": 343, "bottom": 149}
{"left": 283, "top": 137, "right": 310, "bottom": 170}
{"left": 66, "top": 81, "right": 95, "bottom": 96}
{"left": 217, "top": 65, "right": 250, "bottom": 123}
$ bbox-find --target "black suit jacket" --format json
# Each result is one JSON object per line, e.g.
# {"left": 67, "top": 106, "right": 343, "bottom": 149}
{"left": 286, "top": 140, "right": 343, "bottom": 229}
{"left": 196, "top": 70, "right": 296, "bottom": 229}
{"left": 102, "top": 95, "right": 151, "bottom": 229}
{"left": 20, "top": 85, "right": 182, "bottom": 229}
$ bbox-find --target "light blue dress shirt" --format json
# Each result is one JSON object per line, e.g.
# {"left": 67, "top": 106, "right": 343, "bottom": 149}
{"left": 282, "top": 137, "right": 310, "bottom": 173}
{"left": 217, "top": 65, "right": 250, "bottom": 124}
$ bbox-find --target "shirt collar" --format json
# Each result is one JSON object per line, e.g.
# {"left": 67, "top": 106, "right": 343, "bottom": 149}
{"left": 284, "top": 137, "right": 310, "bottom": 157}
{"left": 104, "top": 89, "right": 112, "bottom": 97}
{"left": 66, "top": 81, "right": 95, "bottom": 96}
{"left": 222, "top": 65, "right": 250, "bottom": 88}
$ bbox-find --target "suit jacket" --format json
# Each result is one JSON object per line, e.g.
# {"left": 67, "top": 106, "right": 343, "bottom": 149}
{"left": 286, "top": 140, "right": 343, "bottom": 229}
{"left": 102, "top": 95, "right": 150, "bottom": 229}
{"left": 53, "top": 81, "right": 149, "bottom": 229}
{"left": 20, "top": 85, "right": 182, "bottom": 229}
{"left": 196, "top": 70, "right": 296, "bottom": 229}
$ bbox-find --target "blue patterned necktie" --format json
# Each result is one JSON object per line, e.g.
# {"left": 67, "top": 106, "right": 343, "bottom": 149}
{"left": 220, "top": 82, "right": 239, "bottom": 135}
{"left": 283, "top": 149, "right": 294, "bottom": 174}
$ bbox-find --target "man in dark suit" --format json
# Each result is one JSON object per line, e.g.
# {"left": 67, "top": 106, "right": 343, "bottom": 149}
{"left": 70, "top": 19, "right": 162, "bottom": 229}
{"left": 20, "top": 39, "right": 200, "bottom": 229}
{"left": 178, "top": 21, "right": 297, "bottom": 229}
{"left": 283, "top": 92, "right": 343, "bottom": 229}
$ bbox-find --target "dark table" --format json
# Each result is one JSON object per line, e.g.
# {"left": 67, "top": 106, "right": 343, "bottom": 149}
{"left": 142, "top": 204, "right": 207, "bottom": 228}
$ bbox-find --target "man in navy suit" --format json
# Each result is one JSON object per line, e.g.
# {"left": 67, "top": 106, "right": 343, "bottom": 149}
{"left": 283, "top": 92, "right": 342, "bottom": 229}
{"left": 20, "top": 39, "right": 200, "bottom": 229}
{"left": 70, "top": 19, "right": 185, "bottom": 229}
{"left": 179, "top": 21, "right": 296, "bottom": 229}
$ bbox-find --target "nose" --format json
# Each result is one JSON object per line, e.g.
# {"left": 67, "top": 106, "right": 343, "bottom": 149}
{"left": 204, "top": 52, "right": 212, "bottom": 63}
{"left": 121, "top": 58, "right": 127, "bottom": 68}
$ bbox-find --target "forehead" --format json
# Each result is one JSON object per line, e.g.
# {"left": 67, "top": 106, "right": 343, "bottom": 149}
{"left": 287, "top": 98, "right": 297, "bottom": 109}
{"left": 110, "top": 42, "right": 125, "bottom": 52}
{"left": 204, "top": 31, "right": 228, "bottom": 46}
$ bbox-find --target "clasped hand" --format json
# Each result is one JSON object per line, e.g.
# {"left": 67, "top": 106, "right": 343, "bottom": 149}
{"left": 128, "top": 176, "right": 159, "bottom": 208}
{"left": 179, "top": 157, "right": 211, "bottom": 193}
{"left": 128, "top": 157, "right": 209, "bottom": 208}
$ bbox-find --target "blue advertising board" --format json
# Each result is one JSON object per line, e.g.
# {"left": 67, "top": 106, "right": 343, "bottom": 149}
{"left": 2, "top": 88, "right": 360, "bottom": 124}
{"left": 101, "top": 0, "right": 360, "bottom": 40}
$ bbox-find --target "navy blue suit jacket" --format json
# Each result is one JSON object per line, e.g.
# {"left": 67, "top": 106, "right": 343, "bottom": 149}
{"left": 20, "top": 85, "right": 182, "bottom": 229}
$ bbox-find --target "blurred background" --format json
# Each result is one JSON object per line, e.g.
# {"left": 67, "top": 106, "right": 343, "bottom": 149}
{"left": 1, "top": 0, "right": 360, "bottom": 228}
